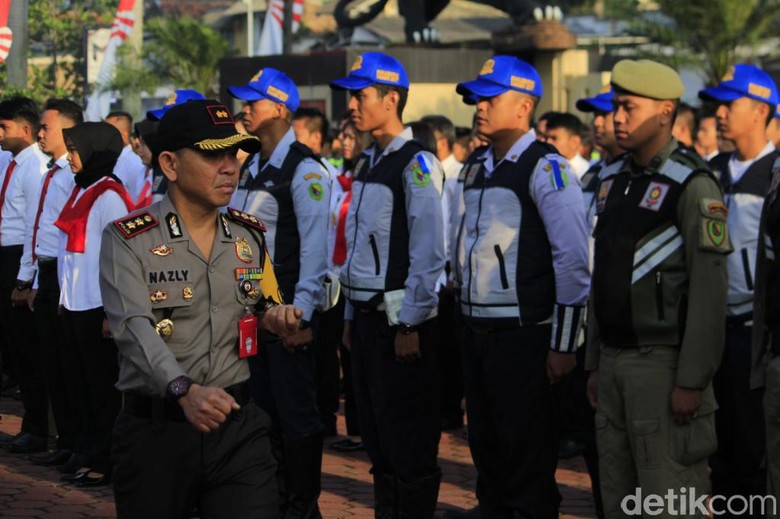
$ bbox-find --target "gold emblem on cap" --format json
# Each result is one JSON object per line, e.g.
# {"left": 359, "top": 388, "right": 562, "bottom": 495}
{"left": 511, "top": 76, "right": 535, "bottom": 91}
{"left": 376, "top": 69, "right": 400, "bottom": 83}
{"left": 480, "top": 59, "right": 495, "bottom": 75}
{"left": 599, "top": 84, "right": 611, "bottom": 94}
{"left": 250, "top": 69, "right": 263, "bottom": 82}
{"left": 164, "top": 92, "right": 178, "bottom": 106}
{"left": 235, "top": 236, "right": 253, "bottom": 263}
{"left": 155, "top": 319, "right": 174, "bottom": 340}
{"left": 351, "top": 55, "right": 363, "bottom": 71}
{"left": 182, "top": 286, "right": 194, "bottom": 301}
{"left": 722, "top": 66, "right": 735, "bottom": 82}
{"left": 748, "top": 83, "right": 771, "bottom": 100}
{"left": 150, "top": 289, "right": 168, "bottom": 304}
{"left": 150, "top": 243, "right": 174, "bottom": 256}
{"left": 267, "top": 85, "right": 289, "bottom": 102}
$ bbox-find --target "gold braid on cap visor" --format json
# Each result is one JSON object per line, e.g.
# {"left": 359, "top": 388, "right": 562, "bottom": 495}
{"left": 194, "top": 133, "right": 258, "bottom": 151}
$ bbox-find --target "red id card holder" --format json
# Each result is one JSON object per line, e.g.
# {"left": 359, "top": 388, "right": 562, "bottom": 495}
{"left": 238, "top": 310, "right": 258, "bottom": 358}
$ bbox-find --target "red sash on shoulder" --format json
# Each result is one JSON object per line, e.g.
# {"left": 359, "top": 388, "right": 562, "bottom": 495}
{"left": 55, "top": 178, "right": 135, "bottom": 253}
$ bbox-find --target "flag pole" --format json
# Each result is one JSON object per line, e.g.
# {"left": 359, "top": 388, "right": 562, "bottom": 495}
{"left": 7, "top": 0, "right": 27, "bottom": 88}
{"left": 282, "top": 0, "right": 292, "bottom": 54}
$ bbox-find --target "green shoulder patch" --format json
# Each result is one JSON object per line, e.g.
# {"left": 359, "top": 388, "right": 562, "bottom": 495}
{"left": 114, "top": 212, "right": 159, "bottom": 238}
{"left": 698, "top": 197, "right": 732, "bottom": 253}
{"left": 227, "top": 208, "right": 267, "bottom": 232}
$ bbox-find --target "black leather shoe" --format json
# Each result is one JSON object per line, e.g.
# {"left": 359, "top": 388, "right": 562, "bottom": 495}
{"left": 76, "top": 474, "right": 111, "bottom": 488}
{"left": 0, "top": 431, "right": 24, "bottom": 446}
{"left": 8, "top": 433, "right": 47, "bottom": 454}
{"left": 444, "top": 506, "right": 481, "bottom": 519}
{"left": 58, "top": 453, "right": 88, "bottom": 474}
{"left": 29, "top": 449, "right": 71, "bottom": 466}
{"left": 330, "top": 438, "right": 365, "bottom": 452}
{"left": 61, "top": 470, "right": 91, "bottom": 483}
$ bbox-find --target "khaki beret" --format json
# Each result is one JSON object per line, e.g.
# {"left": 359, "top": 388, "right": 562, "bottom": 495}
{"left": 610, "top": 59, "right": 684, "bottom": 100}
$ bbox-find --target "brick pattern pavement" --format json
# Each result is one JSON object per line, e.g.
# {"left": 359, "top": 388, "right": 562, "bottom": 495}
{"left": 0, "top": 398, "right": 596, "bottom": 518}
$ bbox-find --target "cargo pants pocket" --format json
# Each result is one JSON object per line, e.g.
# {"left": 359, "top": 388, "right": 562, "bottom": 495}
{"left": 632, "top": 419, "right": 664, "bottom": 467}
{"left": 669, "top": 410, "right": 717, "bottom": 466}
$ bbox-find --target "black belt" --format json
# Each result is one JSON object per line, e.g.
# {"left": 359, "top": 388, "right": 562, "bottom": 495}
{"left": 349, "top": 293, "right": 385, "bottom": 313}
{"left": 122, "top": 382, "right": 251, "bottom": 422}
{"left": 0, "top": 245, "right": 23, "bottom": 255}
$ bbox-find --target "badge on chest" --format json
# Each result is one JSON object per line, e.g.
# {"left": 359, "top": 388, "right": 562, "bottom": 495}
{"left": 638, "top": 182, "right": 670, "bottom": 211}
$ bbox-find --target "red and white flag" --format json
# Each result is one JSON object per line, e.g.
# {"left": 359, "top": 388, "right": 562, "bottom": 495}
{"left": 85, "top": 0, "right": 136, "bottom": 121}
{"left": 257, "top": 0, "right": 304, "bottom": 56}
{"left": 0, "top": 0, "right": 13, "bottom": 63}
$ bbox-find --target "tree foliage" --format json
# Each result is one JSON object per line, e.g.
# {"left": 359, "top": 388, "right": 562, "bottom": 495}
{"left": 621, "top": 0, "right": 780, "bottom": 85}
{"left": 113, "top": 16, "right": 232, "bottom": 97}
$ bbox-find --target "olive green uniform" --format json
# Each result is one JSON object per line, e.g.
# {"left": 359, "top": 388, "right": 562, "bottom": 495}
{"left": 586, "top": 140, "right": 731, "bottom": 518}
{"left": 100, "top": 196, "right": 283, "bottom": 518}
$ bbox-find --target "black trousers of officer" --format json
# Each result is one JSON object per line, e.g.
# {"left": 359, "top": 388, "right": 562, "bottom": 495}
{"left": 61, "top": 307, "right": 121, "bottom": 475}
{"left": 248, "top": 337, "right": 322, "bottom": 518}
{"left": 0, "top": 245, "right": 48, "bottom": 438}
{"left": 315, "top": 296, "right": 344, "bottom": 436}
{"left": 351, "top": 308, "right": 441, "bottom": 514}
{"left": 339, "top": 341, "right": 361, "bottom": 437}
{"left": 437, "top": 289, "right": 464, "bottom": 428}
{"left": 462, "top": 323, "right": 560, "bottom": 519}
{"left": 113, "top": 400, "right": 278, "bottom": 518}
{"left": 34, "top": 259, "right": 74, "bottom": 451}
{"left": 710, "top": 321, "right": 767, "bottom": 510}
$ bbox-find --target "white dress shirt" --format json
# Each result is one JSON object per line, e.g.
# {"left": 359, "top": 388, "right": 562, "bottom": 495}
{"left": 18, "top": 155, "right": 75, "bottom": 282}
{"left": 0, "top": 143, "right": 48, "bottom": 248}
{"left": 59, "top": 178, "right": 131, "bottom": 311}
{"left": 568, "top": 154, "right": 591, "bottom": 181}
{"left": 113, "top": 145, "right": 146, "bottom": 202}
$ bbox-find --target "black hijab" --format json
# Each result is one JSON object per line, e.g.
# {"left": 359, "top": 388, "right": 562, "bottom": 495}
{"left": 63, "top": 122, "right": 124, "bottom": 189}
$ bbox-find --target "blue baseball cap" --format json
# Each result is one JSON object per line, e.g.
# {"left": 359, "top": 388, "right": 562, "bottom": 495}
{"left": 228, "top": 68, "right": 300, "bottom": 112}
{"left": 330, "top": 52, "right": 410, "bottom": 91}
{"left": 698, "top": 64, "right": 780, "bottom": 108}
{"left": 576, "top": 86, "right": 613, "bottom": 113}
{"left": 147, "top": 89, "right": 206, "bottom": 121}
{"left": 456, "top": 55, "right": 543, "bottom": 104}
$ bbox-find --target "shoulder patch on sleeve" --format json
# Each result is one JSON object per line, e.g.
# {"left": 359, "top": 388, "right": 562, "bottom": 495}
{"left": 411, "top": 152, "right": 432, "bottom": 187}
{"left": 546, "top": 157, "right": 569, "bottom": 191}
{"left": 227, "top": 208, "right": 267, "bottom": 232}
{"left": 113, "top": 212, "right": 159, "bottom": 238}
{"left": 698, "top": 198, "right": 732, "bottom": 253}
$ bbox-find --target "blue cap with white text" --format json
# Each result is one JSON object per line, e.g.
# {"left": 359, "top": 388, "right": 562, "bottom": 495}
{"left": 698, "top": 64, "right": 780, "bottom": 110}
{"left": 576, "top": 86, "right": 613, "bottom": 113}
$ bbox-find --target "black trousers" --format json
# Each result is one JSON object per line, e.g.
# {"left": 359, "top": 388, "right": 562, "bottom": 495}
{"left": 112, "top": 402, "right": 278, "bottom": 519}
{"left": 314, "top": 297, "right": 344, "bottom": 435}
{"left": 61, "top": 307, "right": 121, "bottom": 474}
{"left": 34, "top": 260, "right": 74, "bottom": 450}
{"left": 0, "top": 246, "right": 47, "bottom": 437}
{"left": 710, "top": 322, "right": 767, "bottom": 512}
{"left": 351, "top": 309, "right": 441, "bottom": 481}
{"left": 462, "top": 323, "right": 560, "bottom": 519}
{"left": 436, "top": 289, "right": 463, "bottom": 425}
{"left": 339, "top": 342, "right": 361, "bottom": 437}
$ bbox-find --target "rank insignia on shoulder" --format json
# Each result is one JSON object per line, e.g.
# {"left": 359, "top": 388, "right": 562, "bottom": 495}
{"left": 114, "top": 212, "right": 158, "bottom": 238}
{"left": 150, "top": 244, "right": 174, "bottom": 256}
{"left": 227, "top": 208, "right": 266, "bottom": 232}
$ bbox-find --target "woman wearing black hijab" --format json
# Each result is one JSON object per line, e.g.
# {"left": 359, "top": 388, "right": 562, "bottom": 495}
{"left": 54, "top": 122, "right": 135, "bottom": 487}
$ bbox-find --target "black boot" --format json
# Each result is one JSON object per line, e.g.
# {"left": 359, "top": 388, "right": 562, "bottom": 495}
{"left": 281, "top": 433, "right": 323, "bottom": 519}
{"left": 396, "top": 469, "right": 441, "bottom": 518}
{"left": 372, "top": 472, "right": 396, "bottom": 519}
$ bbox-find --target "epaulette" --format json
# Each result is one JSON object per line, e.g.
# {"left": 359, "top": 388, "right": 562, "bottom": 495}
{"left": 227, "top": 207, "right": 266, "bottom": 232}
{"left": 113, "top": 212, "right": 159, "bottom": 238}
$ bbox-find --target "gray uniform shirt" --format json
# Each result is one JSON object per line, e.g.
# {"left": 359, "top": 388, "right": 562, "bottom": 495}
{"left": 100, "top": 196, "right": 280, "bottom": 396}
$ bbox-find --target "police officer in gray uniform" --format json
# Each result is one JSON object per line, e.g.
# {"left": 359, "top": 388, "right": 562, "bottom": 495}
{"left": 330, "top": 51, "right": 446, "bottom": 517}
{"left": 451, "top": 55, "right": 590, "bottom": 519}
{"left": 101, "top": 99, "right": 304, "bottom": 518}
{"left": 229, "top": 68, "right": 329, "bottom": 518}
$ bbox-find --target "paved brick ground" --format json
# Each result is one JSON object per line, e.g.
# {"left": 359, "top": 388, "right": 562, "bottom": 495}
{"left": 0, "top": 397, "right": 596, "bottom": 518}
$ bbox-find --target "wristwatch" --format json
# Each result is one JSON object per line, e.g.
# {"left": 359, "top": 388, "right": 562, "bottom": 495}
{"left": 15, "top": 279, "right": 32, "bottom": 291}
{"left": 166, "top": 375, "right": 193, "bottom": 400}
{"left": 397, "top": 322, "right": 419, "bottom": 335}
